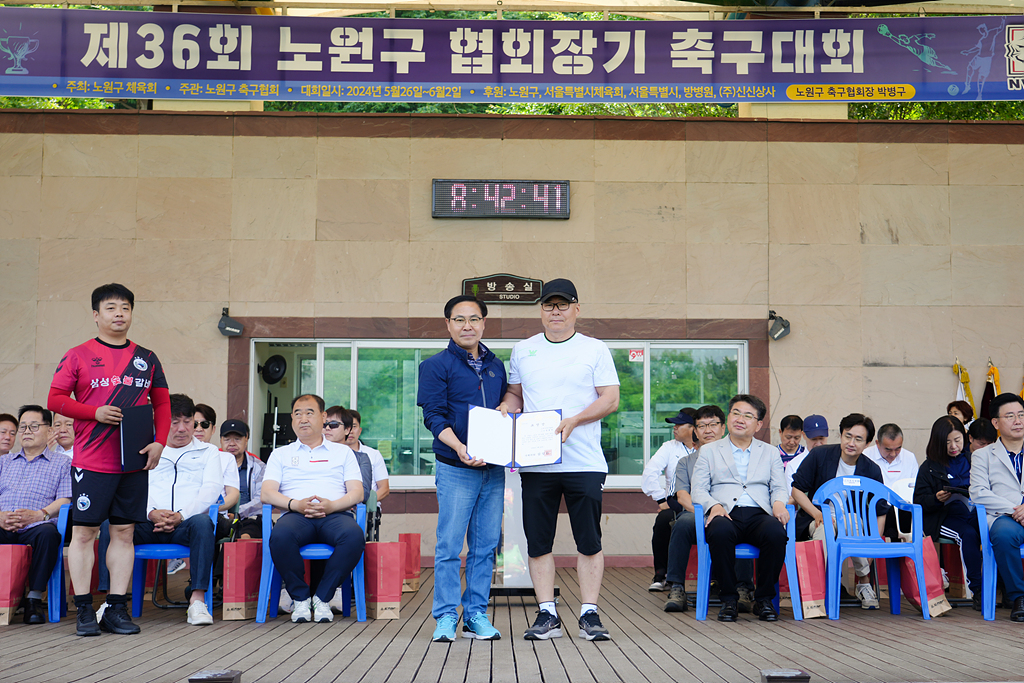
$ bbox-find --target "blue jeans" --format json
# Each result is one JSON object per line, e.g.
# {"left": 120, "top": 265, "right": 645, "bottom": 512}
{"left": 433, "top": 461, "right": 504, "bottom": 620}
{"left": 990, "top": 515, "right": 1024, "bottom": 602}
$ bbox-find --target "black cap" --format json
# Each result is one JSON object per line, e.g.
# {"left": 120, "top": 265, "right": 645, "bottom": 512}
{"left": 665, "top": 410, "right": 695, "bottom": 426}
{"left": 220, "top": 419, "right": 249, "bottom": 437}
{"left": 539, "top": 278, "right": 578, "bottom": 304}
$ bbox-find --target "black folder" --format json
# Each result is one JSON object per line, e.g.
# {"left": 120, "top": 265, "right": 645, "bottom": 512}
{"left": 121, "top": 404, "right": 155, "bottom": 472}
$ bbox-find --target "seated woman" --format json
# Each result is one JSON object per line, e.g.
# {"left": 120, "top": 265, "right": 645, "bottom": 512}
{"left": 947, "top": 400, "right": 974, "bottom": 426}
{"left": 914, "top": 415, "right": 982, "bottom": 610}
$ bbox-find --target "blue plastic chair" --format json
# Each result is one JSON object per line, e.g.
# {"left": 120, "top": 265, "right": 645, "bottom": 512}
{"left": 976, "top": 503, "right": 1024, "bottom": 621}
{"left": 812, "top": 476, "right": 929, "bottom": 620}
{"left": 255, "top": 503, "right": 367, "bottom": 623}
{"left": 130, "top": 505, "right": 218, "bottom": 619}
{"left": 693, "top": 503, "right": 802, "bottom": 621}
{"left": 44, "top": 503, "right": 71, "bottom": 623}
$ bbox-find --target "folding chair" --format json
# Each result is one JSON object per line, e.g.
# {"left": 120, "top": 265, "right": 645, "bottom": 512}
{"left": 130, "top": 505, "right": 218, "bottom": 619}
{"left": 693, "top": 503, "right": 802, "bottom": 621}
{"left": 813, "top": 476, "right": 929, "bottom": 620}
{"left": 46, "top": 503, "right": 71, "bottom": 622}
{"left": 255, "top": 502, "right": 367, "bottom": 623}
{"left": 976, "top": 503, "right": 1024, "bottom": 621}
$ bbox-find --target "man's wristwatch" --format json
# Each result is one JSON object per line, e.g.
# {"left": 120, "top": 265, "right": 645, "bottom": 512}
{"left": 41, "top": 510, "right": 51, "bottom": 521}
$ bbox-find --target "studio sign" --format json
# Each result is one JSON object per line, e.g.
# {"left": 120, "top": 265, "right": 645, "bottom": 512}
{"left": 463, "top": 274, "right": 543, "bottom": 305}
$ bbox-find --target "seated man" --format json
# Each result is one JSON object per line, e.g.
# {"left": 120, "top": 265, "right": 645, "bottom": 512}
{"left": 220, "top": 419, "right": 265, "bottom": 540}
{"left": 344, "top": 409, "right": 390, "bottom": 504}
{"left": 785, "top": 414, "right": 828, "bottom": 492}
{"left": 790, "top": 413, "right": 888, "bottom": 610}
{"left": 0, "top": 406, "right": 71, "bottom": 624}
{"left": 777, "top": 415, "right": 805, "bottom": 468}
{"left": 262, "top": 394, "right": 365, "bottom": 624}
{"left": 642, "top": 408, "right": 695, "bottom": 591}
{"left": 691, "top": 394, "right": 789, "bottom": 622}
{"left": 0, "top": 413, "right": 16, "bottom": 457}
{"left": 863, "top": 423, "right": 918, "bottom": 491}
{"left": 51, "top": 413, "right": 75, "bottom": 458}
{"left": 970, "top": 392, "right": 1024, "bottom": 621}
{"left": 134, "top": 394, "right": 223, "bottom": 626}
{"left": 664, "top": 404, "right": 724, "bottom": 612}
{"left": 969, "top": 417, "right": 998, "bottom": 454}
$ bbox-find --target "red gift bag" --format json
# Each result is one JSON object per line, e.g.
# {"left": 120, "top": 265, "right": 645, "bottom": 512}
{"left": 365, "top": 542, "right": 403, "bottom": 619}
{"left": 940, "top": 542, "right": 969, "bottom": 598}
{"left": 0, "top": 544, "right": 31, "bottom": 625}
{"left": 794, "top": 540, "right": 828, "bottom": 619}
{"left": 683, "top": 547, "right": 699, "bottom": 592}
{"left": 398, "top": 533, "right": 421, "bottom": 592}
{"left": 900, "top": 541, "right": 952, "bottom": 616}
{"left": 223, "top": 540, "right": 262, "bottom": 620}
{"left": 779, "top": 563, "right": 790, "bottom": 598}
{"left": 876, "top": 554, "right": 889, "bottom": 600}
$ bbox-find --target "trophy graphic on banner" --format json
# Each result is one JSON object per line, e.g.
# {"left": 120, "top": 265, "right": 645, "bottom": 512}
{"left": 0, "top": 35, "right": 40, "bottom": 75}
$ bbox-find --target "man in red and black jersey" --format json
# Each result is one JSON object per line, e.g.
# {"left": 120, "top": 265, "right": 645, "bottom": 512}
{"left": 48, "top": 283, "right": 171, "bottom": 637}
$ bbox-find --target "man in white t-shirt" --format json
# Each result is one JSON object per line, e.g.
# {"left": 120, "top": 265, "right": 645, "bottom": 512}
{"left": 499, "top": 278, "right": 620, "bottom": 642}
{"left": 344, "top": 409, "right": 390, "bottom": 502}
{"left": 262, "top": 394, "right": 365, "bottom": 625}
{"left": 641, "top": 408, "right": 695, "bottom": 591}
{"left": 863, "top": 423, "right": 918, "bottom": 490}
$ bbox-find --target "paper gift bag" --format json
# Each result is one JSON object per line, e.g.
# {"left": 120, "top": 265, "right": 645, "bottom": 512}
{"left": 0, "top": 544, "right": 31, "bottom": 626}
{"left": 779, "top": 563, "right": 790, "bottom": 598}
{"left": 900, "top": 541, "right": 952, "bottom": 616}
{"left": 223, "top": 540, "right": 262, "bottom": 620}
{"left": 794, "top": 540, "right": 828, "bottom": 619}
{"left": 398, "top": 533, "right": 421, "bottom": 592}
{"left": 941, "top": 542, "right": 969, "bottom": 599}
{"left": 683, "top": 547, "right": 699, "bottom": 592}
{"left": 365, "top": 542, "right": 403, "bottom": 619}
{"left": 876, "top": 555, "right": 889, "bottom": 600}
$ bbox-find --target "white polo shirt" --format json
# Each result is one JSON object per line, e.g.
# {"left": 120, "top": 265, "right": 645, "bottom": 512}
{"left": 220, "top": 451, "right": 240, "bottom": 492}
{"left": 509, "top": 331, "right": 620, "bottom": 473}
{"left": 265, "top": 438, "right": 362, "bottom": 502}
{"left": 864, "top": 444, "right": 919, "bottom": 490}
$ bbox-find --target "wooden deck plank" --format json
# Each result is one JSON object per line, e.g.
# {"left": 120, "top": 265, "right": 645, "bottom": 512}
{"left": 4, "top": 569, "right": 1024, "bottom": 683}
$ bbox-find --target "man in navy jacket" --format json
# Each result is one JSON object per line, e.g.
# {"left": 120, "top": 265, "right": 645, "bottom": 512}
{"left": 417, "top": 295, "right": 508, "bottom": 643}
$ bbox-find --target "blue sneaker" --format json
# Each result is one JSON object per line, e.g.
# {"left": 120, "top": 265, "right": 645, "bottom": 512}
{"left": 432, "top": 614, "right": 458, "bottom": 642}
{"left": 462, "top": 612, "right": 501, "bottom": 640}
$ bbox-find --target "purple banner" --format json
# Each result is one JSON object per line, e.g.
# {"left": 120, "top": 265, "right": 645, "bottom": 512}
{"left": 1, "top": 7, "right": 1023, "bottom": 102}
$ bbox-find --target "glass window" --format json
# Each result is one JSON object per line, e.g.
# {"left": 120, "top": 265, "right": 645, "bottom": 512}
{"left": 649, "top": 347, "right": 740, "bottom": 455}
{"left": 251, "top": 339, "right": 745, "bottom": 487}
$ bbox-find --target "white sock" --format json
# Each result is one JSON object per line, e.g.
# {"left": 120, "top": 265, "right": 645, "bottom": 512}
{"left": 539, "top": 601, "right": 557, "bottom": 616}
{"left": 580, "top": 603, "right": 597, "bottom": 617}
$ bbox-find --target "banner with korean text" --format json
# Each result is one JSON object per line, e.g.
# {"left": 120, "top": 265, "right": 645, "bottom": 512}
{"left": 1, "top": 7, "right": 1023, "bottom": 103}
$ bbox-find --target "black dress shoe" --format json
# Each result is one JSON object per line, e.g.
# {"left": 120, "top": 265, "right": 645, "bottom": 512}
{"left": 1011, "top": 596, "right": 1024, "bottom": 622}
{"left": 973, "top": 595, "right": 982, "bottom": 612}
{"left": 23, "top": 598, "right": 45, "bottom": 625}
{"left": 717, "top": 600, "right": 739, "bottom": 622}
{"left": 755, "top": 599, "right": 778, "bottom": 622}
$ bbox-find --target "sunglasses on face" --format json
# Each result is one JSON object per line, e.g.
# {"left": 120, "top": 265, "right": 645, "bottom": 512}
{"left": 324, "top": 421, "right": 349, "bottom": 430}
{"left": 196, "top": 421, "right": 211, "bottom": 430}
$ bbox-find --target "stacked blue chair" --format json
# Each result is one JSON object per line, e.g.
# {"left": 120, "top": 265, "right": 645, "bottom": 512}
{"left": 693, "top": 503, "right": 802, "bottom": 620}
{"left": 130, "top": 505, "right": 218, "bottom": 619}
{"left": 975, "top": 503, "right": 1024, "bottom": 621}
{"left": 812, "top": 476, "right": 929, "bottom": 620}
{"left": 255, "top": 502, "right": 367, "bottom": 623}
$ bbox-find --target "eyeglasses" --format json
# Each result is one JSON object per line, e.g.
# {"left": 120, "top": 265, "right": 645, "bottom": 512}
{"left": 196, "top": 421, "right": 212, "bottom": 430}
{"left": 729, "top": 410, "right": 758, "bottom": 421}
{"left": 448, "top": 316, "right": 483, "bottom": 326}
{"left": 324, "top": 421, "right": 349, "bottom": 430}
{"left": 695, "top": 421, "right": 721, "bottom": 430}
{"left": 998, "top": 411, "right": 1024, "bottom": 421}
{"left": 18, "top": 423, "right": 47, "bottom": 433}
{"left": 540, "top": 301, "right": 572, "bottom": 312}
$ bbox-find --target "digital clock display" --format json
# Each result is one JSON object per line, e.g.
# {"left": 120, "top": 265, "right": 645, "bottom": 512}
{"left": 432, "top": 179, "right": 570, "bottom": 219}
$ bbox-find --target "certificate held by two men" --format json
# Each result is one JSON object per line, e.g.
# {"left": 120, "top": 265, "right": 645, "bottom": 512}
{"left": 466, "top": 406, "right": 562, "bottom": 468}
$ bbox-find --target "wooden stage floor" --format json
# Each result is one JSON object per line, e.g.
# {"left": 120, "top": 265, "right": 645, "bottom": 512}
{"left": 2, "top": 568, "right": 1022, "bottom": 683}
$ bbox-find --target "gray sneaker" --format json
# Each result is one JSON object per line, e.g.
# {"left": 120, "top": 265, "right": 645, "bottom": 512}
{"left": 524, "top": 610, "right": 562, "bottom": 640}
{"left": 664, "top": 584, "right": 689, "bottom": 612}
{"left": 578, "top": 610, "right": 610, "bottom": 641}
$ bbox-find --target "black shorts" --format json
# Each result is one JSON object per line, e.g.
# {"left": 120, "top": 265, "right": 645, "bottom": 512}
{"left": 520, "top": 471, "right": 605, "bottom": 558}
{"left": 70, "top": 468, "right": 149, "bottom": 527}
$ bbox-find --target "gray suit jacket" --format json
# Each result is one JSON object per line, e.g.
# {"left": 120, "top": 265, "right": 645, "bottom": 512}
{"left": 970, "top": 440, "right": 1024, "bottom": 528}
{"left": 691, "top": 436, "right": 787, "bottom": 517}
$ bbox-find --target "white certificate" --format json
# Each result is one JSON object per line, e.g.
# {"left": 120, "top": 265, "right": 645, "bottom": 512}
{"left": 466, "top": 406, "right": 562, "bottom": 468}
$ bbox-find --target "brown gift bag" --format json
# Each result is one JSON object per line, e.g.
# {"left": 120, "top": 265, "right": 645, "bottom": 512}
{"left": 900, "top": 541, "right": 952, "bottom": 616}
{"left": 365, "top": 542, "right": 403, "bottom": 619}
{"left": 398, "top": 533, "right": 421, "bottom": 592}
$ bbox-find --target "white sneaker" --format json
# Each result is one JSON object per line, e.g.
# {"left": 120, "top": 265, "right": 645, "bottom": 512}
{"left": 291, "top": 599, "right": 312, "bottom": 623}
{"left": 856, "top": 582, "right": 879, "bottom": 610}
{"left": 279, "top": 589, "right": 294, "bottom": 613}
{"left": 187, "top": 601, "right": 214, "bottom": 625}
{"left": 648, "top": 581, "right": 666, "bottom": 592}
{"left": 312, "top": 596, "right": 334, "bottom": 623}
{"left": 167, "top": 558, "right": 186, "bottom": 575}
{"left": 329, "top": 587, "right": 347, "bottom": 613}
